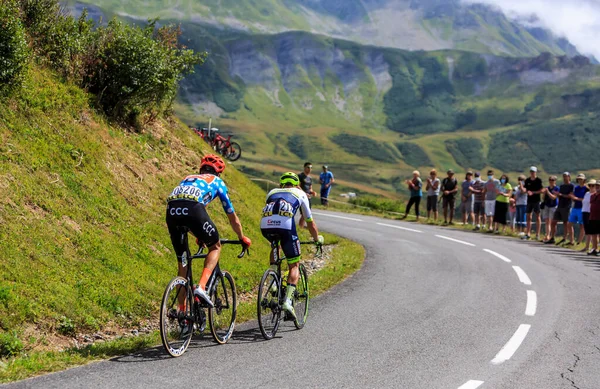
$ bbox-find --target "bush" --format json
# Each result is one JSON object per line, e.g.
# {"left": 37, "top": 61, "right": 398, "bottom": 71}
{"left": 86, "top": 19, "right": 205, "bottom": 125}
{"left": 445, "top": 138, "right": 486, "bottom": 169}
{"left": 0, "top": 331, "right": 23, "bottom": 357}
{"left": 350, "top": 196, "right": 404, "bottom": 213}
{"left": 395, "top": 142, "right": 431, "bottom": 167}
{"left": 331, "top": 133, "right": 397, "bottom": 162}
{"left": 0, "top": 0, "right": 30, "bottom": 95}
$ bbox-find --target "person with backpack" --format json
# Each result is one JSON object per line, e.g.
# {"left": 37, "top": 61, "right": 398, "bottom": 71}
{"left": 441, "top": 170, "right": 458, "bottom": 225}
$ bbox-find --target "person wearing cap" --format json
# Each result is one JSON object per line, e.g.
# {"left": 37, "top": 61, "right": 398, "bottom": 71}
{"left": 482, "top": 170, "right": 500, "bottom": 232}
{"left": 523, "top": 166, "right": 543, "bottom": 240}
{"left": 582, "top": 179, "right": 597, "bottom": 254}
{"left": 542, "top": 176, "right": 559, "bottom": 244}
{"left": 514, "top": 174, "right": 528, "bottom": 235}
{"left": 569, "top": 173, "right": 589, "bottom": 245}
{"left": 587, "top": 180, "right": 600, "bottom": 256}
{"left": 402, "top": 170, "right": 423, "bottom": 221}
{"left": 460, "top": 171, "right": 475, "bottom": 226}
{"left": 554, "top": 172, "right": 575, "bottom": 245}
{"left": 469, "top": 172, "right": 486, "bottom": 230}
{"left": 441, "top": 169, "right": 458, "bottom": 224}
{"left": 319, "top": 165, "right": 335, "bottom": 206}
{"left": 425, "top": 169, "right": 441, "bottom": 222}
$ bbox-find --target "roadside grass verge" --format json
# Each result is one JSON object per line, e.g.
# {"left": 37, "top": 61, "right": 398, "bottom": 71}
{"left": 0, "top": 235, "right": 364, "bottom": 383}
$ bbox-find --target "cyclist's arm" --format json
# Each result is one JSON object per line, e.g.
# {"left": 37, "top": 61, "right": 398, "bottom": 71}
{"left": 227, "top": 212, "right": 245, "bottom": 241}
{"left": 307, "top": 220, "right": 319, "bottom": 242}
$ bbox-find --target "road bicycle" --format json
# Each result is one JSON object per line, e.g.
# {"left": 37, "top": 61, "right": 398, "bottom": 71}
{"left": 256, "top": 241, "right": 322, "bottom": 340}
{"left": 212, "top": 133, "right": 242, "bottom": 162}
{"left": 160, "top": 229, "right": 247, "bottom": 357}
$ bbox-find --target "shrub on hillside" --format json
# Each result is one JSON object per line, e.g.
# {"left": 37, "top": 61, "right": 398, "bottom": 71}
{"left": 0, "top": 1, "right": 30, "bottom": 95}
{"left": 331, "top": 133, "right": 397, "bottom": 162}
{"left": 395, "top": 142, "right": 432, "bottom": 167}
{"left": 86, "top": 19, "right": 205, "bottom": 125}
{"left": 445, "top": 138, "right": 486, "bottom": 170}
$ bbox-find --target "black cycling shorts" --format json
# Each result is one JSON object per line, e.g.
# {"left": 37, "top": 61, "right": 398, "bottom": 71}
{"left": 165, "top": 200, "right": 219, "bottom": 261}
{"left": 261, "top": 227, "right": 301, "bottom": 264}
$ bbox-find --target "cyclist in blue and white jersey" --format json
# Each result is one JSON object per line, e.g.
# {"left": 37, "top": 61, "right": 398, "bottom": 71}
{"left": 166, "top": 154, "right": 252, "bottom": 308}
{"left": 261, "top": 172, "right": 324, "bottom": 319}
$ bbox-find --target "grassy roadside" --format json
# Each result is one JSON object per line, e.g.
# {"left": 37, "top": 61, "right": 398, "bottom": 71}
{"left": 0, "top": 236, "right": 364, "bottom": 383}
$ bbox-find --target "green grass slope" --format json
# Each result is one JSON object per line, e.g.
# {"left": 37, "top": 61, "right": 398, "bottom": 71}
{"left": 0, "top": 67, "right": 362, "bottom": 371}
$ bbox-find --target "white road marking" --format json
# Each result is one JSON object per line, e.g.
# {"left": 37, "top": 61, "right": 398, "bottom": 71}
{"left": 312, "top": 213, "right": 362, "bottom": 222}
{"left": 483, "top": 249, "right": 512, "bottom": 263}
{"left": 512, "top": 266, "right": 532, "bottom": 285}
{"left": 376, "top": 223, "right": 423, "bottom": 233}
{"left": 526, "top": 290, "right": 537, "bottom": 316}
{"left": 435, "top": 235, "right": 476, "bottom": 247}
{"left": 458, "top": 380, "right": 484, "bottom": 389}
{"left": 491, "top": 324, "right": 531, "bottom": 365}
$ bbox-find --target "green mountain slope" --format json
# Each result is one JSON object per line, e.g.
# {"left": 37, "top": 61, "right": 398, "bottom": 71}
{"left": 72, "top": 0, "right": 577, "bottom": 57}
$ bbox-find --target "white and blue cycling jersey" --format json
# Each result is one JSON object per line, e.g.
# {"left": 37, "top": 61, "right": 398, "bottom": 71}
{"left": 167, "top": 174, "right": 235, "bottom": 214}
{"left": 261, "top": 187, "right": 312, "bottom": 231}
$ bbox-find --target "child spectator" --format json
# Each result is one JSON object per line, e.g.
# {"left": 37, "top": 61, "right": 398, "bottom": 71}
{"left": 514, "top": 175, "right": 528, "bottom": 235}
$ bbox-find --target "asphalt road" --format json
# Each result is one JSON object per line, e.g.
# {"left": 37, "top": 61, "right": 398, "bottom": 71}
{"left": 5, "top": 210, "right": 600, "bottom": 389}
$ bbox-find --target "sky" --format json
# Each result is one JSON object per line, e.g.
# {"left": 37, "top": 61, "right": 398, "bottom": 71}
{"left": 462, "top": 0, "right": 600, "bottom": 59}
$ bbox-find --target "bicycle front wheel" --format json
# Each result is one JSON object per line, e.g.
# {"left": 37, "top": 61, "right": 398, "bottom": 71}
{"left": 208, "top": 271, "right": 237, "bottom": 344}
{"left": 227, "top": 142, "right": 242, "bottom": 161}
{"left": 293, "top": 263, "right": 309, "bottom": 329}
{"left": 160, "top": 277, "right": 193, "bottom": 357}
{"left": 257, "top": 270, "right": 281, "bottom": 340}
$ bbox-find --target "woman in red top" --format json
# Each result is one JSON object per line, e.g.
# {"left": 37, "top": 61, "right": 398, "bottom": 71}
{"left": 588, "top": 182, "right": 600, "bottom": 256}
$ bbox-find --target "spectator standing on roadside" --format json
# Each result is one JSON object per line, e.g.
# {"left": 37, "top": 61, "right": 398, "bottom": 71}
{"left": 470, "top": 172, "right": 486, "bottom": 231}
{"left": 402, "top": 171, "right": 423, "bottom": 221}
{"left": 542, "top": 176, "right": 559, "bottom": 244}
{"left": 587, "top": 181, "right": 600, "bottom": 256}
{"left": 460, "top": 171, "right": 475, "bottom": 226}
{"left": 582, "top": 179, "right": 596, "bottom": 254}
{"left": 523, "top": 166, "right": 543, "bottom": 241}
{"left": 483, "top": 170, "right": 500, "bottom": 232}
{"left": 570, "top": 173, "right": 589, "bottom": 245}
{"left": 493, "top": 174, "right": 512, "bottom": 234}
{"left": 319, "top": 165, "right": 335, "bottom": 206}
{"left": 554, "top": 172, "right": 575, "bottom": 245}
{"left": 514, "top": 175, "right": 528, "bottom": 235}
{"left": 298, "top": 162, "right": 317, "bottom": 228}
{"left": 441, "top": 170, "right": 458, "bottom": 225}
{"left": 426, "top": 169, "right": 440, "bottom": 222}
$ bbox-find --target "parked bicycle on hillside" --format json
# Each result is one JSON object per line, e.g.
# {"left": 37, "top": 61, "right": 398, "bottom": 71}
{"left": 159, "top": 229, "right": 247, "bottom": 357}
{"left": 256, "top": 240, "right": 322, "bottom": 340}
{"left": 211, "top": 132, "right": 242, "bottom": 162}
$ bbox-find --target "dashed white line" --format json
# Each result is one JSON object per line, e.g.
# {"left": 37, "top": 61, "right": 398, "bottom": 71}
{"left": 491, "top": 324, "right": 531, "bottom": 365}
{"left": 458, "top": 380, "right": 484, "bottom": 389}
{"left": 376, "top": 223, "right": 423, "bottom": 233}
{"left": 312, "top": 213, "right": 362, "bottom": 222}
{"left": 483, "top": 249, "right": 512, "bottom": 263}
{"left": 512, "top": 266, "right": 532, "bottom": 285}
{"left": 435, "top": 235, "right": 476, "bottom": 247}
{"left": 525, "top": 290, "right": 537, "bottom": 316}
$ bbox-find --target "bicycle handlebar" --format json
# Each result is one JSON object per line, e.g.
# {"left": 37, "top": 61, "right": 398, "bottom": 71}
{"left": 192, "top": 239, "right": 249, "bottom": 259}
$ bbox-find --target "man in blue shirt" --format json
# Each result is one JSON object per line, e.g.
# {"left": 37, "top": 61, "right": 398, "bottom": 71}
{"left": 319, "top": 165, "right": 335, "bottom": 206}
{"left": 570, "top": 173, "right": 590, "bottom": 245}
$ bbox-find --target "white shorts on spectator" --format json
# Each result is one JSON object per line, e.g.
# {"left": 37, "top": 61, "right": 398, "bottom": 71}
{"left": 485, "top": 200, "right": 496, "bottom": 217}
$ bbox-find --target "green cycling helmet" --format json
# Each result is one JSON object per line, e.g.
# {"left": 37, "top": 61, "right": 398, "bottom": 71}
{"left": 280, "top": 172, "right": 300, "bottom": 187}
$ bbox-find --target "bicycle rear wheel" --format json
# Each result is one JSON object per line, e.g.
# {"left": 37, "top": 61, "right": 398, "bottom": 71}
{"left": 160, "top": 277, "right": 193, "bottom": 357}
{"left": 293, "top": 264, "right": 309, "bottom": 329}
{"left": 227, "top": 142, "right": 242, "bottom": 161}
{"left": 257, "top": 270, "right": 281, "bottom": 340}
{"left": 208, "top": 271, "right": 237, "bottom": 344}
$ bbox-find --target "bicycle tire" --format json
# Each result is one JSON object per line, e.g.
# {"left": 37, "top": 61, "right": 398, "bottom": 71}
{"left": 227, "top": 142, "right": 242, "bottom": 161}
{"left": 257, "top": 269, "right": 281, "bottom": 340}
{"left": 208, "top": 271, "right": 237, "bottom": 344}
{"left": 293, "top": 263, "right": 309, "bottom": 329}
{"left": 160, "top": 276, "right": 194, "bottom": 357}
